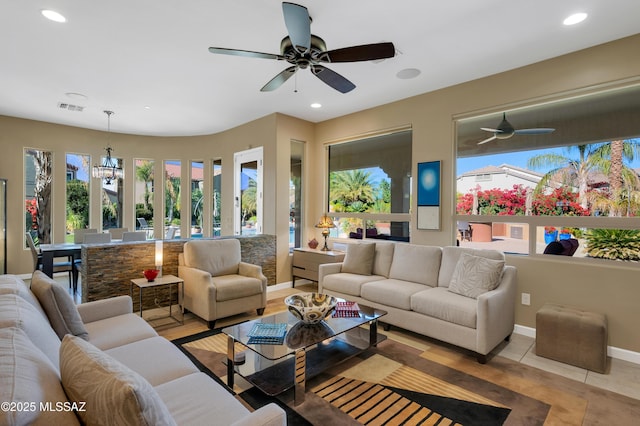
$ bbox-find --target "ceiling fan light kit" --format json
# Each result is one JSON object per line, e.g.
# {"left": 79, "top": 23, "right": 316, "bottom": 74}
{"left": 208, "top": 2, "right": 395, "bottom": 93}
{"left": 477, "top": 112, "right": 555, "bottom": 145}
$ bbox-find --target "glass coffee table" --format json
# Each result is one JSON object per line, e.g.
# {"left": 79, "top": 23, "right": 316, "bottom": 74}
{"left": 222, "top": 301, "right": 387, "bottom": 405}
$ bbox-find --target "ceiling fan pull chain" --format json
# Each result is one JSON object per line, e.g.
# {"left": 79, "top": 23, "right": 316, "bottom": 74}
{"left": 294, "top": 70, "right": 298, "bottom": 93}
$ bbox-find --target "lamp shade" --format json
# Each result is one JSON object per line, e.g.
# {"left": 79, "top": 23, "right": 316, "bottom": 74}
{"left": 315, "top": 214, "right": 336, "bottom": 229}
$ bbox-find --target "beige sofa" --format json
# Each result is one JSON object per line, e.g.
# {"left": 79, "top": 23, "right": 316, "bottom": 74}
{"left": 0, "top": 272, "right": 285, "bottom": 426}
{"left": 319, "top": 243, "right": 517, "bottom": 363}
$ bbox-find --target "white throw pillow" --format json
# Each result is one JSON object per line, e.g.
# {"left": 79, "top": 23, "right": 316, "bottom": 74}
{"left": 30, "top": 271, "right": 89, "bottom": 340}
{"left": 60, "top": 335, "right": 176, "bottom": 426}
{"left": 448, "top": 253, "right": 505, "bottom": 299}
{"left": 341, "top": 243, "right": 375, "bottom": 275}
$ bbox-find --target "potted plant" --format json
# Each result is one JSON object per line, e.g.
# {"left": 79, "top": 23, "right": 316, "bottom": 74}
{"left": 544, "top": 226, "right": 558, "bottom": 243}
{"left": 559, "top": 227, "right": 572, "bottom": 240}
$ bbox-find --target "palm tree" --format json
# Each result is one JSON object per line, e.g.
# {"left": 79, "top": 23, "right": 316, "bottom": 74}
{"left": 330, "top": 170, "right": 375, "bottom": 212}
{"left": 528, "top": 144, "right": 606, "bottom": 210}
{"left": 26, "top": 149, "right": 53, "bottom": 243}
{"left": 135, "top": 160, "right": 154, "bottom": 210}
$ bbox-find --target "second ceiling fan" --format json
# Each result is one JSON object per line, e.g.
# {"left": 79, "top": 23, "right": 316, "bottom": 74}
{"left": 478, "top": 113, "right": 555, "bottom": 145}
{"left": 208, "top": 2, "right": 395, "bottom": 93}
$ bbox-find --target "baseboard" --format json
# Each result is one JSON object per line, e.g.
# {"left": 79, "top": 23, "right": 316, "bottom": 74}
{"left": 514, "top": 324, "right": 640, "bottom": 365}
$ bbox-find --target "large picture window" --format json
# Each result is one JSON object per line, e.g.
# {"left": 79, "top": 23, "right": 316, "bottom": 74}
{"left": 455, "top": 83, "right": 640, "bottom": 261}
{"left": 327, "top": 130, "right": 412, "bottom": 242}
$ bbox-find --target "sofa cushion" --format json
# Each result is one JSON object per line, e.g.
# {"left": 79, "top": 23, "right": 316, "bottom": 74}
{"left": 30, "top": 271, "right": 89, "bottom": 340}
{"left": 183, "top": 239, "right": 241, "bottom": 277}
{"left": 321, "top": 273, "right": 385, "bottom": 297}
{"left": 155, "top": 373, "right": 250, "bottom": 425}
{"left": 448, "top": 253, "right": 505, "bottom": 299}
{"left": 83, "top": 313, "right": 157, "bottom": 351}
{"left": 438, "top": 246, "right": 505, "bottom": 288}
{"left": 0, "top": 294, "right": 62, "bottom": 368}
{"left": 0, "top": 274, "right": 47, "bottom": 318}
{"left": 372, "top": 242, "right": 395, "bottom": 277}
{"left": 0, "top": 327, "right": 80, "bottom": 426}
{"left": 388, "top": 244, "right": 442, "bottom": 286}
{"left": 60, "top": 334, "right": 177, "bottom": 426}
{"left": 361, "top": 279, "right": 429, "bottom": 310}
{"left": 106, "top": 336, "right": 199, "bottom": 386}
{"left": 342, "top": 243, "right": 375, "bottom": 275}
{"left": 212, "top": 275, "right": 263, "bottom": 301}
{"left": 411, "top": 287, "right": 478, "bottom": 329}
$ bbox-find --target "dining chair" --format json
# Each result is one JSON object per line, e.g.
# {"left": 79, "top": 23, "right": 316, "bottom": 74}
{"left": 83, "top": 233, "right": 112, "bottom": 244}
{"left": 107, "top": 227, "right": 129, "bottom": 240}
{"left": 122, "top": 231, "right": 147, "bottom": 242}
{"left": 73, "top": 228, "right": 98, "bottom": 244}
{"left": 25, "top": 232, "right": 75, "bottom": 289}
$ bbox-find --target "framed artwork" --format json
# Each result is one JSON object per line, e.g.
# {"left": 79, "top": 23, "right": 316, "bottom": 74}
{"left": 417, "top": 161, "right": 441, "bottom": 230}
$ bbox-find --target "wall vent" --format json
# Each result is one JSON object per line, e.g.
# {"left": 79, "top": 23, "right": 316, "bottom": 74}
{"left": 57, "top": 102, "right": 84, "bottom": 112}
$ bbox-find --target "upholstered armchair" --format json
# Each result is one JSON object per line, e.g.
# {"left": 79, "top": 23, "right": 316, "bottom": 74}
{"left": 178, "top": 239, "right": 267, "bottom": 328}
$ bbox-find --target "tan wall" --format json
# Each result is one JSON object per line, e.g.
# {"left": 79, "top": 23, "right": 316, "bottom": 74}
{"left": 311, "top": 34, "right": 640, "bottom": 352}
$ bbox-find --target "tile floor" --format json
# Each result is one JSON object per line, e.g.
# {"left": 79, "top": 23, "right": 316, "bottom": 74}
{"left": 61, "top": 274, "right": 640, "bottom": 401}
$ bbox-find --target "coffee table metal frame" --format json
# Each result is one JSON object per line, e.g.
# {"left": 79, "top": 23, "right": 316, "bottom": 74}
{"left": 222, "top": 302, "right": 387, "bottom": 405}
{"left": 130, "top": 274, "right": 184, "bottom": 325}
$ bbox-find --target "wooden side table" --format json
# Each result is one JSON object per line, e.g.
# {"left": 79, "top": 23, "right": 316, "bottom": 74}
{"left": 130, "top": 274, "right": 184, "bottom": 325}
{"left": 292, "top": 248, "right": 345, "bottom": 287}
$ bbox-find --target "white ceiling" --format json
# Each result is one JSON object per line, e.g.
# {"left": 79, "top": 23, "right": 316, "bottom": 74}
{"left": 1, "top": 0, "right": 639, "bottom": 137}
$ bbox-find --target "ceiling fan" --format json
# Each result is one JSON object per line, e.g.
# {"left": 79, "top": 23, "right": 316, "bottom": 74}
{"left": 477, "top": 113, "right": 555, "bottom": 145}
{"left": 208, "top": 2, "right": 395, "bottom": 93}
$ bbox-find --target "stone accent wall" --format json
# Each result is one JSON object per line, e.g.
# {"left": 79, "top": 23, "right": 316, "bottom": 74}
{"left": 81, "top": 235, "right": 276, "bottom": 312}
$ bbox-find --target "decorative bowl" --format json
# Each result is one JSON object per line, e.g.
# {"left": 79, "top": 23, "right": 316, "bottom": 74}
{"left": 143, "top": 269, "right": 159, "bottom": 281}
{"left": 284, "top": 292, "right": 337, "bottom": 324}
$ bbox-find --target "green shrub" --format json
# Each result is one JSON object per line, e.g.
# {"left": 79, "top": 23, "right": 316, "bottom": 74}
{"left": 584, "top": 229, "right": 640, "bottom": 261}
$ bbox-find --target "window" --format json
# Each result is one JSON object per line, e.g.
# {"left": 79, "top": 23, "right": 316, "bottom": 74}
{"left": 66, "top": 153, "right": 90, "bottom": 242}
{"left": 25, "top": 148, "right": 53, "bottom": 244}
{"left": 212, "top": 159, "right": 222, "bottom": 237}
{"left": 455, "top": 83, "right": 640, "bottom": 261}
{"left": 134, "top": 158, "right": 154, "bottom": 234}
{"left": 290, "top": 140, "right": 304, "bottom": 249}
{"left": 165, "top": 160, "right": 181, "bottom": 233}
{"left": 327, "top": 130, "right": 412, "bottom": 242}
{"left": 190, "top": 160, "right": 204, "bottom": 237}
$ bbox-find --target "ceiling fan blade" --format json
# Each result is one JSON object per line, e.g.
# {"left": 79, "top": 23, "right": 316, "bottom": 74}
{"left": 282, "top": 2, "right": 311, "bottom": 54}
{"left": 208, "top": 47, "right": 283, "bottom": 60}
{"left": 514, "top": 128, "right": 556, "bottom": 135}
{"left": 318, "top": 42, "right": 395, "bottom": 63}
{"left": 260, "top": 66, "right": 297, "bottom": 92}
{"left": 311, "top": 65, "right": 356, "bottom": 93}
{"left": 480, "top": 127, "right": 501, "bottom": 133}
{"left": 477, "top": 135, "right": 497, "bottom": 145}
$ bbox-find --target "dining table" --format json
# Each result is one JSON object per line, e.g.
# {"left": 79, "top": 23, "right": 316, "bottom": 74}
{"left": 38, "top": 242, "right": 81, "bottom": 278}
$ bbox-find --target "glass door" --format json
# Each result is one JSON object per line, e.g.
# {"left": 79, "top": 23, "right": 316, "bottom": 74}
{"left": 234, "top": 147, "right": 263, "bottom": 236}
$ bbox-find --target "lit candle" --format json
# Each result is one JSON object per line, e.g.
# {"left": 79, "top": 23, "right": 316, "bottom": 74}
{"left": 155, "top": 240, "right": 163, "bottom": 277}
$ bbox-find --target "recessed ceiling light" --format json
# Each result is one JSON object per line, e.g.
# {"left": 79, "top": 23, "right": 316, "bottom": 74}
{"left": 144, "top": 105, "right": 152, "bottom": 110}
{"left": 396, "top": 68, "right": 421, "bottom": 80}
{"left": 563, "top": 12, "right": 587, "bottom": 26}
{"left": 310, "top": 103, "right": 322, "bottom": 109}
{"left": 41, "top": 9, "right": 67, "bottom": 23}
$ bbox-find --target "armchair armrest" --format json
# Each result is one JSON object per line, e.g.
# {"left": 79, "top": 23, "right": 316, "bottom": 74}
{"left": 77, "top": 295, "right": 133, "bottom": 324}
{"left": 476, "top": 265, "right": 517, "bottom": 354}
{"left": 230, "top": 403, "right": 286, "bottom": 426}
{"left": 239, "top": 262, "right": 267, "bottom": 288}
{"left": 318, "top": 262, "right": 343, "bottom": 293}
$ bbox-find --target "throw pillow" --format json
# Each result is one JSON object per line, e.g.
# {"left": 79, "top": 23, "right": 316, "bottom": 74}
{"left": 448, "top": 253, "right": 505, "bottom": 299}
{"left": 60, "top": 335, "right": 177, "bottom": 426}
{"left": 30, "top": 270, "right": 89, "bottom": 340}
{"left": 341, "top": 243, "right": 375, "bottom": 275}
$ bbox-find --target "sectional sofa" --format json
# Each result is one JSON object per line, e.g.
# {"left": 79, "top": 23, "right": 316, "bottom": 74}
{"left": 0, "top": 272, "right": 285, "bottom": 426}
{"left": 319, "top": 243, "right": 517, "bottom": 363}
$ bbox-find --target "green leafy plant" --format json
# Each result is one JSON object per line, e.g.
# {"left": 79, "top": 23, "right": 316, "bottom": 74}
{"left": 584, "top": 228, "right": 640, "bottom": 261}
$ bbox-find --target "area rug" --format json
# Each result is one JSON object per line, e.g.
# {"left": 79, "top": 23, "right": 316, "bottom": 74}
{"left": 172, "top": 327, "right": 553, "bottom": 425}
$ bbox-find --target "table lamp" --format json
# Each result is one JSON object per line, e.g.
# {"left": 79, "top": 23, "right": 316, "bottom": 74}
{"left": 315, "top": 214, "right": 336, "bottom": 251}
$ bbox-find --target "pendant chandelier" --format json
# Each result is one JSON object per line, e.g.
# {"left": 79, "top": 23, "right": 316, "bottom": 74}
{"left": 92, "top": 110, "right": 124, "bottom": 184}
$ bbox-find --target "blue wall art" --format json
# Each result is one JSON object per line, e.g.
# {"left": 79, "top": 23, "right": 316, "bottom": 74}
{"left": 417, "top": 161, "right": 441, "bottom": 230}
